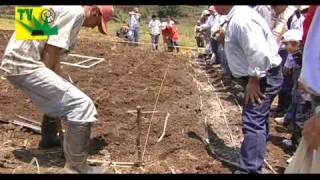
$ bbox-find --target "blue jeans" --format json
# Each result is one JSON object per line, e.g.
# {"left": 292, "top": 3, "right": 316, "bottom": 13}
{"left": 277, "top": 49, "right": 292, "bottom": 112}
{"left": 239, "top": 65, "right": 283, "bottom": 173}
{"left": 129, "top": 28, "right": 139, "bottom": 45}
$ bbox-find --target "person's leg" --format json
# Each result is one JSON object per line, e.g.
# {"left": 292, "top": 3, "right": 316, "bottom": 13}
{"left": 173, "top": 40, "right": 179, "bottom": 53}
{"left": 167, "top": 39, "right": 174, "bottom": 52}
{"left": 199, "top": 37, "right": 204, "bottom": 48}
{"left": 273, "top": 49, "right": 291, "bottom": 115}
{"left": 6, "top": 67, "right": 108, "bottom": 174}
{"left": 204, "top": 35, "right": 212, "bottom": 56}
{"left": 240, "top": 92, "right": 274, "bottom": 173}
{"left": 134, "top": 28, "right": 139, "bottom": 46}
{"left": 155, "top": 34, "right": 160, "bottom": 50}
{"left": 128, "top": 29, "right": 134, "bottom": 46}
{"left": 151, "top": 35, "right": 155, "bottom": 50}
{"left": 239, "top": 66, "right": 283, "bottom": 173}
{"left": 39, "top": 115, "right": 62, "bottom": 149}
{"left": 196, "top": 37, "right": 201, "bottom": 47}
{"left": 210, "top": 38, "right": 220, "bottom": 64}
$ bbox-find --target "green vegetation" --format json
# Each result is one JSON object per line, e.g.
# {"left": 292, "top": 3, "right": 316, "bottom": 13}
{"left": 0, "top": 5, "right": 208, "bottom": 48}
{"left": 111, "top": 5, "right": 207, "bottom": 47}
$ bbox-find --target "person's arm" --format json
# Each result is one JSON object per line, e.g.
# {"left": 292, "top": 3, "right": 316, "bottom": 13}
{"left": 272, "top": 7, "right": 295, "bottom": 44}
{"left": 148, "top": 21, "right": 152, "bottom": 30}
{"left": 42, "top": 44, "right": 62, "bottom": 74}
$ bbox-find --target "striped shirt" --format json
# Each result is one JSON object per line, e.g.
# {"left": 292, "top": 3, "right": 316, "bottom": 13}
{"left": 224, "top": 6, "right": 282, "bottom": 78}
{"left": 271, "top": 6, "right": 296, "bottom": 44}
{"left": 1, "top": 6, "right": 85, "bottom": 76}
{"left": 254, "top": 5, "right": 296, "bottom": 45}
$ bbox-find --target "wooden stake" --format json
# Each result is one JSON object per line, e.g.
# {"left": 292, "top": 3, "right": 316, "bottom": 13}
{"left": 136, "top": 106, "right": 143, "bottom": 166}
{"left": 127, "top": 110, "right": 159, "bottom": 114}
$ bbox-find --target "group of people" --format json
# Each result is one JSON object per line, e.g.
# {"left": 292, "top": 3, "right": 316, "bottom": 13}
{"left": 199, "top": 5, "right": 320, "bottom": 173}
{"left": 194, "top": 6, "right": 229, "bottom": 72}
{"left": 116, "top": 7, "right": 180, "bottom": 52}
{"left": 0, "top": 5, "right": 319, "bottom": 174}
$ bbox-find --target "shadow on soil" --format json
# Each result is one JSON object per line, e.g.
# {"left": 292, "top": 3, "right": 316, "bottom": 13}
{"left": 12, "top": 136, "right": 108, "bottom": 168}
{"left": 187, "top": 126, "right": 241, "bottom": 173}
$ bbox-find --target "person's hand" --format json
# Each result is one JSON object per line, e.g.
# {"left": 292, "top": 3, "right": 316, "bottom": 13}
{"left": 212, "top": 27, "right": 225, "bottom": 43}
{"left": 283, "top": 67, "right": 292, "bottom": 76}
{"left": 216, "top": 27, "right": 225, "bottom": 42}
{"left": 302, "top": 113, "right": 320, "bottom": 150}
{"left": 245, "top": 76, "right": 266, "bottom": 105}
{"left": 298, "top": 81, "right": 307, "bottom": 93}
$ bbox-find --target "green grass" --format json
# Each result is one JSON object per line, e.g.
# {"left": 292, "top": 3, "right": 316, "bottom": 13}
{"left": 0, "top": 14, "right": 198, "bottom": 48}
{"left": 0, "top": 17, "right": 15, "bottom": 30}
{"left": 106, "top": 20, "right": 197, "bottom": 47}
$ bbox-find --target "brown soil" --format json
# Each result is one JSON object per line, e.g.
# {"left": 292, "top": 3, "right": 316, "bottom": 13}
{"left": 0, "top": 29, "right": 292, "bottom": 174}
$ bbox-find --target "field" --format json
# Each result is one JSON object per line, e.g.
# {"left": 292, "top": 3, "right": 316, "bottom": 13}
{"left": 0, "top": 5, "right": 294, "bottom": 174}
{"left": 0, "top": 5, "right": 204, "bottom": 47}
{"left": 0, "top": 28, "right": 293, "bottom": 173}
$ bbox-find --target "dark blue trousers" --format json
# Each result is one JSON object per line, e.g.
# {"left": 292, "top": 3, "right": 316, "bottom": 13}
{"left": 277, "top": 49, "right": 293, "bottom": 112}
{"left": 239, "top": 66, "right": 283, "bottom": 173}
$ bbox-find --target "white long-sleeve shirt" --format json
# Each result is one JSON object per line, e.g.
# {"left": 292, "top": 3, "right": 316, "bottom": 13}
{"left": 299, "top": 7, "right": 320, "bottom": 96}
{"left": 200, "top": 13, "right": 219, "bottom": 30}
{"left": 224, "top": 6, "right": 282, "bottom": 78}
{"left": 128, "top": 12, "right": 140, "bottom": 29}
{"left": 148, "top": 19, "right": 161, "bottom": 35}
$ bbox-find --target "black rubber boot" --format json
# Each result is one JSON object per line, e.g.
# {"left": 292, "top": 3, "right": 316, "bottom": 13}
{"left": 63, "top": 121, "right": 111, "bottom": 174}
{"left": 39, "top": 115, "right": 62, "bottom": 149}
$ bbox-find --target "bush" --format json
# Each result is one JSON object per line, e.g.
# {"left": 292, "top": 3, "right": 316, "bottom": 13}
{"left": 158, "top": 6, "right": 181, "bottom": 18}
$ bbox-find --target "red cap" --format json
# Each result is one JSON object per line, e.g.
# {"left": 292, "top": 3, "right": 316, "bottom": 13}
{"left": 209, "top": 5, "right": 216, "bottom": 12}
{"left": 97, "top": 5, "right": 114, "bottom": 34}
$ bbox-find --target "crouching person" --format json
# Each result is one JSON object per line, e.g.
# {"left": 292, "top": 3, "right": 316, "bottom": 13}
{"left": 0, "top": 5, "right": 114, "bottom": 174}
{"left": 215, "top": 6, "right": 283, "bottom": 173}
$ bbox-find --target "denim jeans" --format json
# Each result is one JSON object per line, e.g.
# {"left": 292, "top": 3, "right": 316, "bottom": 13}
{"left": 128, "top": 28, "right": 139, "bottom": 45}
{"left": 151, "top": 34, "right": 160, "bottom": 50}
{"left": 239, "top": 65, "right": 283, "bottom": 173}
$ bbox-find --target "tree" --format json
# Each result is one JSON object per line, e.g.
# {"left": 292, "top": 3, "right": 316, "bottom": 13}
{"left": 158, "top": 6, "right": 181, "bottom": 18}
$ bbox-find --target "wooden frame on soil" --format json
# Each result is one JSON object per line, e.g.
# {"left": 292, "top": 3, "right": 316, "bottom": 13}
{"left": 61, "top": 53, "right": 105, "bottom": 69}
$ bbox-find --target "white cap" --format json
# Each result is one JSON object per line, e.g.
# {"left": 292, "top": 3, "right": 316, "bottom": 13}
{"left": 282, "top": 29, "right": 302, "bottom": 42}
{"left": 202, "top": 10, "right": 210, "bottom": 16}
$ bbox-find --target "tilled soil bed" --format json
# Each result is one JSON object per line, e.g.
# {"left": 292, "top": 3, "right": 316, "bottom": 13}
{"left": 0, "top": 29, "right": 292, "bottom": 173}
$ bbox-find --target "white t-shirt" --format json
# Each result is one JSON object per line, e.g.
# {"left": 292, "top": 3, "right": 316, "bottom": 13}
{"left": 148, "top": 19, "right": 161, "bottom": 35}
{"left": 1, "top": 6, "right": 85, "bottom": 75}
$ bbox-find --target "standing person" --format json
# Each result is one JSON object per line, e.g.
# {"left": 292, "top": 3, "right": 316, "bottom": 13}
{"left": 165, "top": 17, "right": 180, "bottom": 53}
{"left": 194, "top": 20, "right": 205, "bottom": 48}
{"left": 255, "top": 5, "right": 296, "bottom": 117}
{"left": 148, "top": 14, "right": 161, "bottom": 50}
{"left": 286, "top": 7, "right": 320, "bottom": 173}
{"left": 160, "top": 21, "right": 170, "bottom": 51}
{"left": 214, "top": 6, "right": 283, "bottom": 173}
{"left": 200, "top": 6, "right": 220, "bottom": 60}
{"left": 274, "top": 6, "right": 309, "bottom": 125}
{"left": 280, "top": 30, "right": 312, "bottom": 150}
{"left": 199, "top": 9, "right": 211, "bottom": 49}
{"left": 0, "top": 5, "right": 114, "bottom": 174}
{"left": 128, "top": 7, "right": 141, "bottom": 46}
